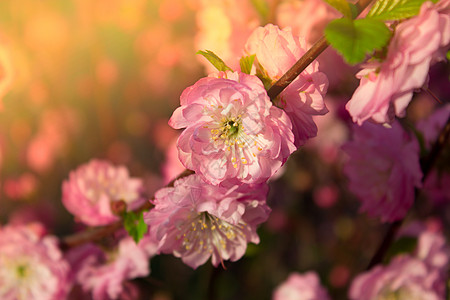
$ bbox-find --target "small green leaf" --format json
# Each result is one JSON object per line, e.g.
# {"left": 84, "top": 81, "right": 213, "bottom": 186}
{"left": 367, "top": 0, "right": 439, "bottom": 21}
{"left": 123, "top": 211, "right": 148, "bottom": 243}
{"left": 325, "top": 18, "right": 391, "bottom": 65}
{"left": 446, "top": 50, "right": 450, "bottom": 61}
{"left": 239, "top": 55, "right": 255, "bottom": 74}
{"left": 254, "top": 63, "right": 273, "bottom": 91}
{"left": 324, "top": 0, "right": 353, "bottom": 18}
{"left": 196, "top": 50, "right": 232, "bottom": 72}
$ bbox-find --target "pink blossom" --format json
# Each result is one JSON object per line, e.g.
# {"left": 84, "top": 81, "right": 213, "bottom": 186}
{"left": 349, "top": 256, "right": 444, "bottom": 300}
{"left": 67, "top": 234, "right": 158, "bottom": 300}
{"left": 244, "top": 24, "right": 329, "bottom": 148}
{"left": 0, "top": 224, "right": 70, "bottom": 300}
{"left": 399, "top": 222, "right": 450, "bottom": 295}
{"left": 144, "top": 174, "right": 270, "bottom": 269}
{"left": 62, "top": 159, "right": 144, "bottom": 226}
{"left": 342, "top": 121, "right": 423, "bottom": 222}
{"left": 346, "top": 1, "right": 450, "bottom": 125}
{"left": 169, "top": 71, "right": 295, "bottom": 185}
{"left": 272, "top": 272, "right": 330, "bottom": 300}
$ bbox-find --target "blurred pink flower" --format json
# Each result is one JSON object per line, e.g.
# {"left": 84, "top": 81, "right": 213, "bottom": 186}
{"left": 62, "top": 159, "right": 144, "bottom": 226}
{"left": 346, "top": 1, "right": 450, "bottom": 125}
{"left": 0, "top": 224, "right": 70, "bottom": 300}
{"left": 3, "top": 172, "right": 38, "bottom": 200}
{"left": 68, "top": 234, "right": 158, "bottom": 300}
{"left": 169, "top": 71, "right": 295, "bottom": 185}
{"left": 245, "top": 24, "right": 328, "bottom": 148}
{"left": 272, "top": 272, "right": 330, "bottom": 300}
{"left": 342, "top": 121, "right": 422, "bottom": 222}
{"left": 349, "top": 256, "right": 444, "bottom": 300}
{"left": 399, "top": 221, "right": 450, "bottom": 295}
{"left": 144, "top": 174, "right": 270, "bottom": 269}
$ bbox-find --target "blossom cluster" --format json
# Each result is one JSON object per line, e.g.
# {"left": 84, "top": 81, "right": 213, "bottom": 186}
{"left": 0, "top": 0, "right": 448, "bottom": 299}
{"left": 346, "top": 0, "right": 450, "bottom": 125}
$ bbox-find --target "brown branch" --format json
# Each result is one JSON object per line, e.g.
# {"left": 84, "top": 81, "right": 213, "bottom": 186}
{"left": 60, "top": 169, "right": 194, "bottom": 249}
{"left": 267, "top": 0, "right": 375, "bottom": 101}
{"left": 61, "top": 0, "right": 375, "bottom": 249}
{"left": 366, "top": 116, "right": 450, "bottom": 270}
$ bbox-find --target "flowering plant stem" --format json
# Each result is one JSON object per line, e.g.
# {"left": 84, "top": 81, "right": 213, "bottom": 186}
{"left": 61, "top": 0, "right": 446, "bottom": 278}
{"left": 267, "top": 0, "right": 374, "bottom": 100}
{"left": 60, "top": 0, "right": 374, "bottom": 250}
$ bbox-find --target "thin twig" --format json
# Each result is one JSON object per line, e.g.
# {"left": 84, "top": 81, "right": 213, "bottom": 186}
{"left": 61, "top": 0, "right": 375, "bottom": 249}
{"left": 60, "top": 169, "right": 194, "bottom": 249}
{"left": 267, "top": 0, "right": 375, "bottom": 101}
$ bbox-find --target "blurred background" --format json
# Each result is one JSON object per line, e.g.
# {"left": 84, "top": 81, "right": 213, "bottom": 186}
{"left": 0, "top": 0, "right": 448, "bottom": 299}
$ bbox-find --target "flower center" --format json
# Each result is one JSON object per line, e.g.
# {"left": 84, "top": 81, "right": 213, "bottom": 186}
{"left": 223, "top": 118, "right": 241, "bottom": 139}
{"left": 210, "top": 116, "right": 242, "bottom": 143}
{"left": 177, "top": 211, "right": 247, "bottom": 257}
{"left": 16, "top": 265, "right": 28, "bottom": 279}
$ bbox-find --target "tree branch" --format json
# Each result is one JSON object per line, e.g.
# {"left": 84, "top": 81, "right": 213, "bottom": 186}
{"left": 267, "top": 0, "right": 374, "bottom": 101}
{"left": 61, "top": 0, "right": 375, "bottom": 249}
{"left": 60, "top": 169, "right": 194, "bottom": 249}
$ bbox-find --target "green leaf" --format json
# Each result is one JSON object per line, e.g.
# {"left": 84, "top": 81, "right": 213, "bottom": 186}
{"left": 324, "top": 18, "right": 391, "bottom": 65}
{"left": 367, "top": 0, "right": 439, "bottom": 21}
{"left": 196, "top": 50, "right": 232, "bottom": 72}
{"left": 239, "top": 55, "right": 255, "bottom": 74}
{"left": 255, "top": 64, "right": 273, "bottom": 91}
{"left": 324, "top": 0, "right": 353, "bottom": 18}
{"left": 123, "top": 211, "right": 148, "bottom": 243}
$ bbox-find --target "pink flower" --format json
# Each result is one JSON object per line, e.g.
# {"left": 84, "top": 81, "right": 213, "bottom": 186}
{"left": 272, "top": 272, "right": 330, "bottom": 300}
{"left": 244, "top": 24, "right": 329, "bottom": 148}
{"left": 346, "top": 1, "right": 450, "bottom": 125}
{"left": 0, "top": 224, "right": 70, "bottom": 300}
{"left": 144, "top": 174, "right": 270, "bottom": 269}
{"left": 399, "top": 222, "right": 450, "bottom": 295}
{"left": 67, "top": 234, "right": 158, "bottom": 300}
{"left": 169, "top": 71, "right": 295, "bottom": 185}
{"left": 62, "top": 159, "right": 144, "bottom": 226}
{"left": 349, "top": 256, "right": 444, "bottom": 300}
{"left": 342, "top": 121, "right": 422, "bottom": 222}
